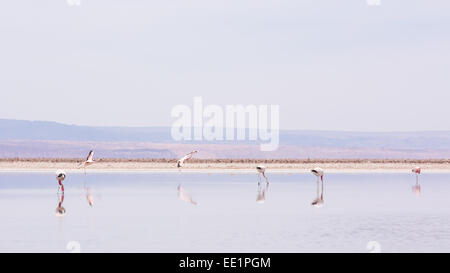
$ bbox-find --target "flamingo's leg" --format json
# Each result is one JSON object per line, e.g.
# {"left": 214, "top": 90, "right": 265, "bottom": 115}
{"left": 316, "top": 177, "right": 320, "bottom": 196}
{"left": 321, "top": 177, "right": 324, "bottom": 200}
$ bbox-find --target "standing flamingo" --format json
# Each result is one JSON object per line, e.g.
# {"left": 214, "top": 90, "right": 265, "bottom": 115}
{"left": 56, "top": 170, "right": 66, "bottom": 193}
{"left": 412, "top": 166, "right": 421, "bottom": 196}
{"left": 177, "top": 150, "right": 198, "bottom": 168}
{"left": 78, "top": 150, "right": 95, "bottom": 174}
{"left": 311, "top": 167, "right": 324, "bottom": 207}
{"left": 256, "top": 165, "right": 269, "bottom": 184}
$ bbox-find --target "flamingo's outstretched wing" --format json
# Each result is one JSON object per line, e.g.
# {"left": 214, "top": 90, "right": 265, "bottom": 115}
{"left": 186, "top": 150, "right": 198, "bottom": 160}
{"left": 87, "top": 150, "right": 94, "bottom": 161}
{"left": 177, "top": 150, "right": 198, "bottom": 167}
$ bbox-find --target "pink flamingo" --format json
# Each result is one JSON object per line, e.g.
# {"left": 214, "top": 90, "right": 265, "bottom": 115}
{"left": 56, "top": 170, "right": 66, "bottom": 193}
{"left": 256, "top": 165, "right": 269, "bottom": 184}
{"left": 311, "top": 167, "right": 324, "bottom": 207}
{"left": 412, "top": 166, "right": 421, "bottom": 196}
{"left": 78, "top": 150, "right": 95, "bottom": 174}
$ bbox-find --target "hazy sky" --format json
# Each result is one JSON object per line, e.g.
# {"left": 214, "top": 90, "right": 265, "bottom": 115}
{"left": 0, "top": 0, "right": 449, "bottom": 131}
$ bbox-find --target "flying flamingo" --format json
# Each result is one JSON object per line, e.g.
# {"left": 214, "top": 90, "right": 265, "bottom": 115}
{"left": 177, "top": 184, "right": 197, "bottom": 205}
{"left": 177, "top": 150, "right": 198, "bottom": 168}
{"left": 56, "top": 170, "right": 66, "bottom": 193}
{"left": 256, "top": 165, "right": 269, "bottom": 184}
{"left": 412, "top": 166, "right": 421, "bottom": 196}
{"left": 78, "top": 150, "right": 95, "bottom": 174}
{"left": 311, "top": 167, "right": 324, "bottom": 207}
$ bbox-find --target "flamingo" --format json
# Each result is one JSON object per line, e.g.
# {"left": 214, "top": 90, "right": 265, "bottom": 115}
{"left": 78, "top": 150, "right": 95, "bottom": 174}
{"left": 412, "top": 166, "right": 421, "bottom": 196}
{"left": 311, "top": 167, "right": 324, "bottom": 207}
{"left": 177, "top": 184, "right": 197, "bottom": 205}
{"left": 56, "top": 170, "right": 66, "bottom": 193}
{"left": 256, "top": 165, "right": 269, "bottom": 184}
{"left": 177, "top": 150, "right": 198, "bottom": 168}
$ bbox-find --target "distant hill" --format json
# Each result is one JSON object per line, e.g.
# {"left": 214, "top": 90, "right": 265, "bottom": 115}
{"left": 0, "top": 119, "right": 449, "bottom": 159}
{"left": 0, "top": 119, "right": 170, "bottom": 142}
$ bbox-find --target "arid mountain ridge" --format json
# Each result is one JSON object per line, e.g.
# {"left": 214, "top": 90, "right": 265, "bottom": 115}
{"left": 0, "top": 119, "right": 449, "bottom": 159}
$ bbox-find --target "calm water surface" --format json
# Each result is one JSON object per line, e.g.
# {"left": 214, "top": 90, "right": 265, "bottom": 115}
{"left": 0, "top": 172, "right": 449, "bottom": 252}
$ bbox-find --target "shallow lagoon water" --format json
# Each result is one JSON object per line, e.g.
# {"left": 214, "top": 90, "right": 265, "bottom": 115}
{"left": 0, "top": 172, "right": 449, "bottom": 253}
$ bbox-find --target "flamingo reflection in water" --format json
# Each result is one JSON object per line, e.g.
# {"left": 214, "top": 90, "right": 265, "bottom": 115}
{"left": 256, "top": 179, "right": 269, "bottom": 204}
{"left": 311, "top": 167, "right": 324, "bottom": 207}
{"left": 177, "top": 184, "right": 197, "bottom": 205}
{"left": 412, "top": 166, "right": 421, "bottom": 196}
{"left": 86, "top": 188, "right": 94, "bottom": 207}
{"left": 55, "top": 192, "right": 66, "bottom": 216}
{"left": 84, "top": 181, "right": 94, "bottom": 207}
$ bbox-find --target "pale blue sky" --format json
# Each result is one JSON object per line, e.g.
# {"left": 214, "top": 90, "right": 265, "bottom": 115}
{"left": 0, "top": 0, "right": 449, "bottom": 131}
